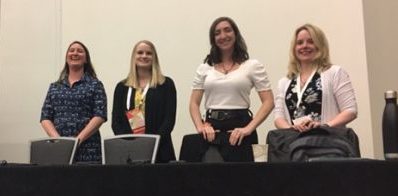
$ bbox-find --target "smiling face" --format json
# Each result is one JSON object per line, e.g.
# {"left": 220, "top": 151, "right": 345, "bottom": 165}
{"left": 66, "top": 43, "right": 87, "bottom": 68}
{"left": 134, "top": 42, "right": 153, "bottom": 69}
{"left": 214, "top": 20, "right": 236, "bottom": 53}
{"left": 295, "top": 29, "right": 318, "bottom": 65}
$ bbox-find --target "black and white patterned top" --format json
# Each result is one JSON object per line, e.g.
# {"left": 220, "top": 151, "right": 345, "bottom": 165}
{"left": 285, "top": 72, "right": 322, "bottom": 124}
{"left": 40, "top": 74, "right": 107, "bottom": 163}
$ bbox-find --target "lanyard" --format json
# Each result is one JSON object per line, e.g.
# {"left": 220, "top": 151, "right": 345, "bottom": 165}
{"left": 295, "top": 70, "right": 316, "bottom": 109}
{"left": 126, "top": 83, "right": 149, "bottom": 110}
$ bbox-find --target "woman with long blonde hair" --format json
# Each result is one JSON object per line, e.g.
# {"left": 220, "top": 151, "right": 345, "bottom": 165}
{"left": 112, "top": 40, "right": 177, "bottom": 163}
{"left": 274, "top": 24, "right": 357, "bottom": 132}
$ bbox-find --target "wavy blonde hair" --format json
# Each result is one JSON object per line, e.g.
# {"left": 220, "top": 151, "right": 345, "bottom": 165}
{"left": 287, "top": 24, "right": 332, "bottom": 79}
{"left": 125, "top": 40, "right": 165, "bottom": 88}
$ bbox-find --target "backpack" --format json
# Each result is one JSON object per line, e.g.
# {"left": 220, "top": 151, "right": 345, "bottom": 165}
{"left": 266, "top": 127, "right": 360, "bottom": 162}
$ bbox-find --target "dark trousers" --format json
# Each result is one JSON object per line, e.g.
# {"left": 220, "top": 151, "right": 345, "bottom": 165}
{"left": 180, "top": 109, "right": 257, "bottom": 162}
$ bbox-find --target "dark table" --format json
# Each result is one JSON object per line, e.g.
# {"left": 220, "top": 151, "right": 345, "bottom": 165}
{"left": 1, "top": 160, "right": 397, "bottom": 196}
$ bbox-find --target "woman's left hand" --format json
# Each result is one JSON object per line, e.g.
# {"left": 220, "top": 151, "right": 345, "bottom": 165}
{"left": 307, "top": 120, "right": 322, "bottom": 129}
{"left": 76, "top": 134, "right": 84, "bottom": 145}
{"left": 293, "top": 120, "right": 321, "bottom": 133}
{"left": 229, "top": 127, "right": 251, "bottom": 146}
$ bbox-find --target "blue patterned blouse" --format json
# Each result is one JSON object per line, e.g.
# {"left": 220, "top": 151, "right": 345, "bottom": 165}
{"left": 40, "top": 74, "right": 107, "bottom": 163}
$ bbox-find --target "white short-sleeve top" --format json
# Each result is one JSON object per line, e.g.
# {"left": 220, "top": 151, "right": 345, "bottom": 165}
{"left": 192, "top": 59, "right": 271, "bottom": 110}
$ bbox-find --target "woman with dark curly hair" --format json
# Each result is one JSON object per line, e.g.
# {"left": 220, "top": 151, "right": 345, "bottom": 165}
{"left": 188, "top": 17, "right": 274, "bottom": 162}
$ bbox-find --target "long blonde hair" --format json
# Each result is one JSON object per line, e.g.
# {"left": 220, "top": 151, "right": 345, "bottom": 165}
{"left": 287, "top": 24, "right": 332, "bottom": 79}
{"left": 125, "top": 40, "right": 165, "bottom": 88}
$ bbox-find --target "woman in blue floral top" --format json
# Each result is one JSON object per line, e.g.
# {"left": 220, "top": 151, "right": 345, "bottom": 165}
{"left": 40, "top": 41, "right": 107, "bottom": 163}
{"left": 274, "top": 24, "right": 357, "bottom": 132}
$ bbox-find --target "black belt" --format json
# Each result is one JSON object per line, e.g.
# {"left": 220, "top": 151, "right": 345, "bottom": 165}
{"left": 206, "top": 109, "right": 249, "bottom": 121}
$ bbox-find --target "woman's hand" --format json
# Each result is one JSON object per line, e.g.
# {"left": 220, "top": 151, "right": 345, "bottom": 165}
{"left": 292, "top": 120, "right": 321, "bottom": 132}
{"left": 198, "top": 122, "right": 216, "bottom": 142}
{"left": 229, "top": 127, "right": 251, "bottom": 146}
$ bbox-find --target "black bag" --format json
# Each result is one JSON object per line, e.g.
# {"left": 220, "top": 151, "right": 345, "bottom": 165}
{"left": 266, "top": 127, "right": 360, "bottom": 162}
{"left": 266, "top": 128, "right": 299, "bottom": 162}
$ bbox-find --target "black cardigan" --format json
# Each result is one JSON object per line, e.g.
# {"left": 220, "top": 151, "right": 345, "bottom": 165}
{"left": 112, "top": 77, "right": 177, "bottom": 162}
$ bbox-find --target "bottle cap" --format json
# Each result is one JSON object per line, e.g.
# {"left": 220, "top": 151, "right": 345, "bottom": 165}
{"left": 385, "top": 90, "right": 397, "bottom": 99}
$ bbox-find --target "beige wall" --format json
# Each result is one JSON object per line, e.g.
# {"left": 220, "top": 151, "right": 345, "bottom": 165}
{"left": 0, "top": 0, "right": 376, "bottom": 162}
{"left": 363, "top": 0, "right": 398, "bottom": 159}
{"left": 0, "top": 0, "right": 62, "bottom": 162}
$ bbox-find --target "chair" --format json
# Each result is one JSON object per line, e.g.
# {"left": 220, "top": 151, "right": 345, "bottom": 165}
{"left": 201, "top": 145, "right": 224, "bottom": 163}
{"left": 102, "top": 134, "right": 160, "bottom": 164}
{"left": 179, "top": 133, "right": 222, "bottom": 162}
{"left": 30, "top": 137, "right": 78, "bottom": 165}
{"left": 180, "top": 133, "right": 266, "bottom": 162}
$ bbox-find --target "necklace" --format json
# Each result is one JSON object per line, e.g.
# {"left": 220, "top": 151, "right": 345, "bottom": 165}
{"left": 300, "top": 77, "right": 307, "bottom": 86}
{"left": 220, "top": 62, "right": 235, "bottom": 74}
{"left": 299, "top": 70, "right": 315, "bottom": 88}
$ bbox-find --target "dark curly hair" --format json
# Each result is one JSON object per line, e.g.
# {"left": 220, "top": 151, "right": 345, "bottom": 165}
{"left": 204, "top": 16, "right": 249, "bottom": 66}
